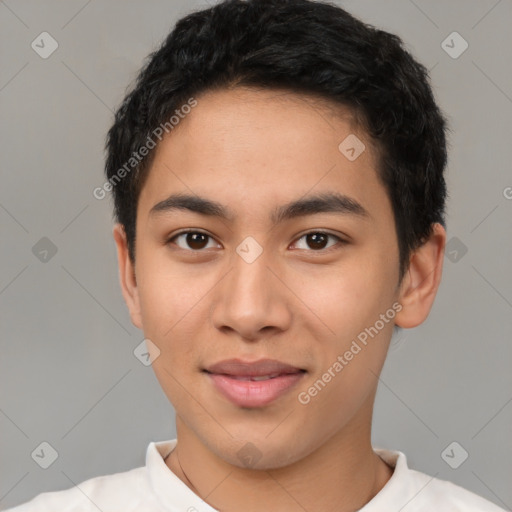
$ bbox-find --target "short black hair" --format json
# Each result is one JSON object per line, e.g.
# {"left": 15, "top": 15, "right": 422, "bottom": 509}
{"left": 105, "top": 0, "right": 449, "bottom": 282}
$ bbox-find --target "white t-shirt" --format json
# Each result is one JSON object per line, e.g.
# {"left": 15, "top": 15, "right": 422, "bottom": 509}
{"left": 4, "top": 439, "right": 505, "bottom": 511}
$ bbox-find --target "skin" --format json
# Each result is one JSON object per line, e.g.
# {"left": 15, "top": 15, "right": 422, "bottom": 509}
{"left": 113, "top": 87, "right": 446, "bottom": 512}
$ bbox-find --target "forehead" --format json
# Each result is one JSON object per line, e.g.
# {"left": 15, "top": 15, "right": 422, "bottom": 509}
{"left": 137, "top": 87, "right": 391, "bottom": 226}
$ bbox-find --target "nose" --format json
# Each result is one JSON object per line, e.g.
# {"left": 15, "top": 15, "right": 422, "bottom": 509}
{"left": 210, "top": 247, "right": 292, "bottom": 341}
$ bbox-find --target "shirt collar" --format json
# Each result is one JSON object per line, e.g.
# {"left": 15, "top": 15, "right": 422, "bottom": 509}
{"left": 360, "top": 447, "right": 419, "bottom": 510}
{"left": 146, "top": 439, "right": 410, "bottom": 511}
{"left": 146, "top": 439, "right": 219, "bottom": 512}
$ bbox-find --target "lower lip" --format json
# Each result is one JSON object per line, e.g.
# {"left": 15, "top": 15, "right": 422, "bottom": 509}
{"left": 206, "top": 372, "right": 305, "bottom": 407}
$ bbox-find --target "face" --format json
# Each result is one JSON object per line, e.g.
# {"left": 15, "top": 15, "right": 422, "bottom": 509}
{"left": 114, "top": 87, "right": 440, "bottom": 470}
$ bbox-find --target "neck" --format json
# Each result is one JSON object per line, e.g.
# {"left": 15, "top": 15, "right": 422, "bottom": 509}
{"left": 166, "top": 408, "right": 393, "bottom": 511}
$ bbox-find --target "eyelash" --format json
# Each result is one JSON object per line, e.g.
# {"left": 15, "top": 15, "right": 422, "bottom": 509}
{"left": 166, "top": 229, "right": 347, "bottom": 253}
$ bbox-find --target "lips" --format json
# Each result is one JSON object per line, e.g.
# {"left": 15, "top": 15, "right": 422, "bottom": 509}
{"left": 204, "top": 358, "right": 305, "bottom": 378}
{"left": 204, "top": 358, "right": 306, "bottom": 407}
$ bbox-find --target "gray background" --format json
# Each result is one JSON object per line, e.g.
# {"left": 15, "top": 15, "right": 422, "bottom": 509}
{"left": 1, "top": 0, "right": 511, "bottom": 509}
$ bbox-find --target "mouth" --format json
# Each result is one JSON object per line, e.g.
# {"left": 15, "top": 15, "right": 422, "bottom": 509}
{"left": 203, "top": 358, "right": 307, "bottom": 407}
{"left": 205, "top": 372, "right": 304, "bottom": 381}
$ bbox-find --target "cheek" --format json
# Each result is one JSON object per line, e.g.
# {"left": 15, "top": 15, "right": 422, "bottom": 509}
{"left": 292, "top": 250, "right": 397, "bottom": 405}
{"left": 296, "top": 255, "right": 394, "bottom": 336}
{"left": 136, "top": 248, "right": 207, "bottom": 337}
{"left": 136, "top": 261, "right": 207, "bottom": 406}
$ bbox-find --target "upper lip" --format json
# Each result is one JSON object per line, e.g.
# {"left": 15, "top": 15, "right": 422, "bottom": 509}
{"left": 204, "top": 358, "right": 305, "bottom": 377}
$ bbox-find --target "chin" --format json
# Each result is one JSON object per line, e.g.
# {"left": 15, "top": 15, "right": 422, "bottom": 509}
{"left": 204, "top": 430, "right": 316, "bottom": 471}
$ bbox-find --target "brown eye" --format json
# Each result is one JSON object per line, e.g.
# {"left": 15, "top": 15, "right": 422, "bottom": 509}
{"left": 292, "top": 231, "right": 344, "bottom": 251}
{"left": 306, "top": 232, "right": 329, "bottom": 250}
{"left": 168, "top": 231, "right": 218, "bottom": 251}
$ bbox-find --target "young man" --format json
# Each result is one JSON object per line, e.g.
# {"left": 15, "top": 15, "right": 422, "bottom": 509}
{"left": 7, "top": 0, "right": 506, "bottom": 510}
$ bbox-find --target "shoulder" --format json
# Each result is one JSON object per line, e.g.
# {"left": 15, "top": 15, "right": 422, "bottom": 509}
{"left": 408, "top": 468, "right": 506, "bottom": 511}
{"left": 3, "top": 466, "right": 149, "bottom": 512}
{"left": 4, "top": 439, "right": 178, "bottom": 512}
{"left": 371, "top": 449, "right": 506, "bottom": 512}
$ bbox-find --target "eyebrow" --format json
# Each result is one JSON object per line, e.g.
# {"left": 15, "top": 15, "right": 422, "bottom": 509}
{"left": 149, "top": 191, "right": 370, "bottom": 224}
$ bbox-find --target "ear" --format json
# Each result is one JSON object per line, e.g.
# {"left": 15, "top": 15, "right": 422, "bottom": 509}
{"left": 112, "top": 223, "right": 142, "bottom": 329}
{"left": 395, "top": 223, "right": 446, "bottom": 329}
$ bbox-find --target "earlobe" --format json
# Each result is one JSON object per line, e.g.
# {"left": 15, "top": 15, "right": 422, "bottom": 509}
{"left": 112, "top": 223, "right": 143, "bottom": 329}
{"left": 395, "top": 223, "right": 446, "bottom": 329}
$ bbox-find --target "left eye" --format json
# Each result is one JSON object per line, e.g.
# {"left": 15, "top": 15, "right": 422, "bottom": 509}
{"left": 291, "top": 232, "right": 343, "bottom": 251}
{"left": 167, "top": 230, "right": 344, "bottom": 252}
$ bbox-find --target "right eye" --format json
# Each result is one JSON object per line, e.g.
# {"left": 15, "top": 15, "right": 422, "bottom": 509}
{"left": 166, "top": 230, "right": 221, "bottom": 251}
